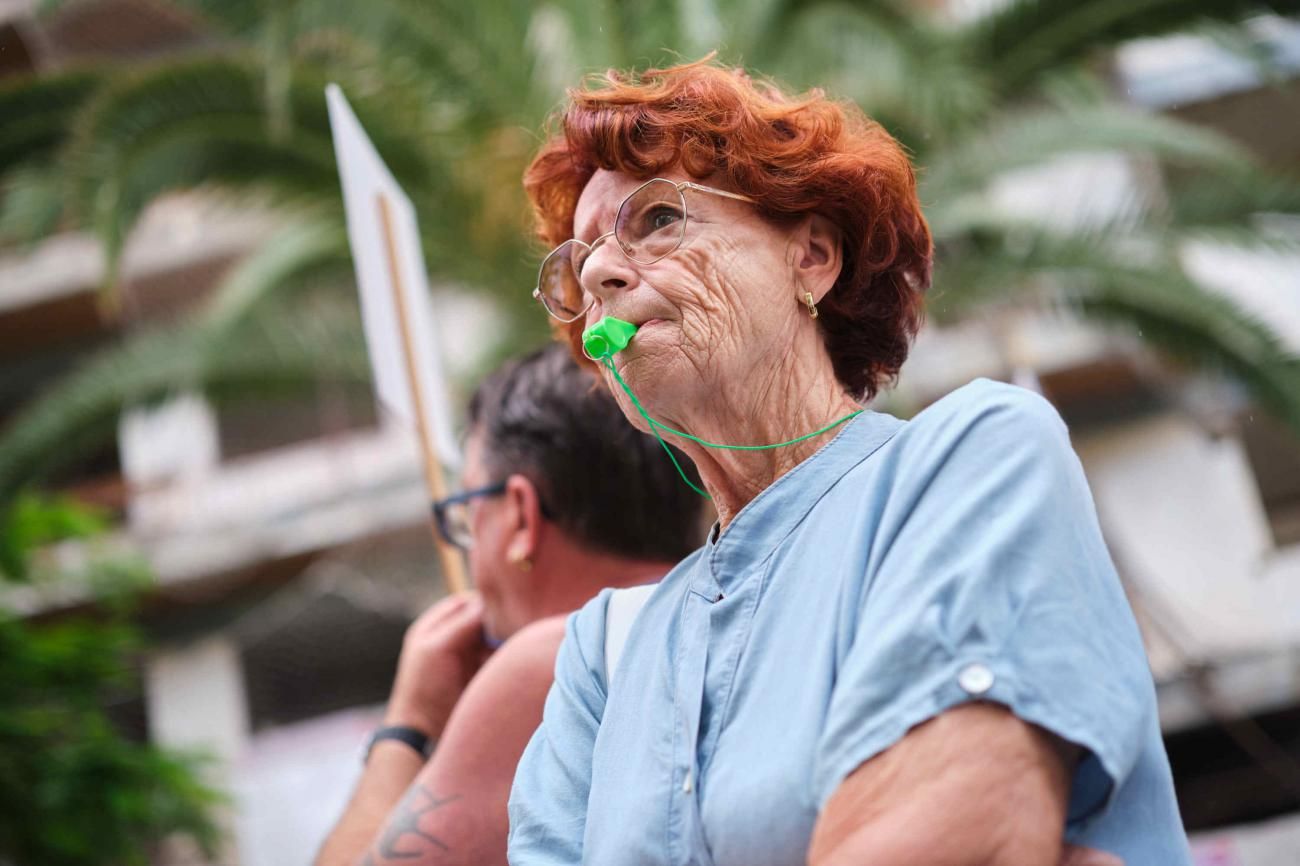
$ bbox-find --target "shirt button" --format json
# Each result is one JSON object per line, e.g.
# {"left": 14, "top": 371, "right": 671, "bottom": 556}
{"left": 682, "top": 769, "right": 693, "bottom": 794}
{"left": 958, "top": 663, "right": 995, "bottom": 696}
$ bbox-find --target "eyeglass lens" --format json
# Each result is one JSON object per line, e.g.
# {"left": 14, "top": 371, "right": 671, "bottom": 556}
{"left": 442, "top": 500, "right": 474, "bottom": 550}
{"left": 536, "top": 179, "right": 686, "bottom": 321}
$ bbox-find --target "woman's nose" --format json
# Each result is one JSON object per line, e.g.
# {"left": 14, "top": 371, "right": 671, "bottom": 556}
{"left": 581, "top": 239, "right": 638, "bottom": 302}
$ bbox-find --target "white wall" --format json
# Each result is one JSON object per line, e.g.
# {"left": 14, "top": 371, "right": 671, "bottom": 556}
{"left": 1078, "top": 414, "right": 1300, "bottom": 662}
{"left": 230, "top": 706, "right": 384, "bottom": 866}
{"left": 146, "top": 636, "right": 251, "bottom": 865}
{"left": 1072, "top": 407, "right": 1300, "bottom": 738}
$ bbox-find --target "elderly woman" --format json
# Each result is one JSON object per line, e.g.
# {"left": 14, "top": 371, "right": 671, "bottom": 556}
{"left": 507, "top": 60, "right": 1190, "bottom": 866}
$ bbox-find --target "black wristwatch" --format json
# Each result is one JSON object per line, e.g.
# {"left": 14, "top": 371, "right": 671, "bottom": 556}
{"left": 365, "top": 725, "right": 436, "bottom": 763}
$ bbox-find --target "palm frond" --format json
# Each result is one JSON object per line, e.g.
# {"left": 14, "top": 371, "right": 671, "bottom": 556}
{"left": 0, "top": 68, "right": 102, "bottom": 177}
{"left": 931, "top": 156, "right": 1300, "bottom": 257}
{"left": 930, "top": 226, "right": 1300, "bottom": 433}
{"left": 967, "top": 0, "right": 1300, "bottom": 96}
{"left": 750, "top": 0, "right": 927, "bottom": 65}
{"left": 60, "top": 53, "right": 437, "bottom": 290}
{"left": 765, "top": 3, "right": 989, "bottom": 147}
{"left": 524, "top": 4, "right": 586, "bottom": 106}
{"left": 11, "top": 0, "right": 1297, "bottom": 488}
{"left": 0, "top": 305, "right": 372, "bottom": 508}
{"left": 1164, "top": 221, "right": 1300, "bottom": 257}
{"left": 539, "top": 0, "right": 633, "bottom": 72}
{"left": 291, "top": 0, "right": 545, "bottom": 123}
{"left": 922, "top": 103, "right": 1258, "bottom": 208}
{"left": 1166, "top": 168, "right": 1300, "bottom": 228}
{"left": 665, "top": 0, "right": 725, "bottom": 61}
{"left": 155, "top": 0, "right": 281, "bottom": 37}
{"left": 0, "top": 164, "right": 69, "bottom": 244}
{"left": 0, "top": 214, "right": 362, "bottom": 508}
{"left": 1076, "top": 266, "right": 1300, "bottom": 434}
{"left": 202, "top": 217, "right": 352, "bottom": 331}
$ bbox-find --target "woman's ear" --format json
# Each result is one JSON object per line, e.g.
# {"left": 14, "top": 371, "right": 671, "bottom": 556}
{"left": 794, "top": 213, "right": 843, "bottom": 304}
{"left": 503, "top": 473, "right": 543, "bottom": 566}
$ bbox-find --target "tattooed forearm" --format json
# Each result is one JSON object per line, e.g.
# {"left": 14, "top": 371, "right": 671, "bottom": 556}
{"left": 367, "top": 785, "right": 458, "bottom": 862}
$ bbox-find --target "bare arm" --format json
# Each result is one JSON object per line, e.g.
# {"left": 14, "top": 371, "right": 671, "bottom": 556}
{"left": 355, "top": 616, "right": 566, "bottom": 866}
{"left": 315, "top": 594, "right": 492, "bottom": 866}
{"left": 808, "top": 703, "right": 1082, "bottom": 866}
{"left": 316, "top": 741, "right": 428, "bottom": 866}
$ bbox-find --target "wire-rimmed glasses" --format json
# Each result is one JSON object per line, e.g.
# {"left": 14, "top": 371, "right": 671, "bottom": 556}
{"left": 532, "top": 178, "right": 757, "bottom": 323}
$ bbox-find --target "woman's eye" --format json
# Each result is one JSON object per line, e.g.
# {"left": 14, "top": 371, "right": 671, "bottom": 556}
{"left": 648, "top": 207, "right": 682, "bottom": 231}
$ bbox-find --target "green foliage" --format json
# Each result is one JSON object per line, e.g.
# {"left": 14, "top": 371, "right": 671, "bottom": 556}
{"left": 0, "top": 493, "right": 107, "bottom": 581}
{"left": 61, "top": 52, "right": 430, "bottom": 288}
{"left": 0, "top": 68, "right": 105, "bottom": 240}
{"left": 0, "top": 611, "right": 222, "bottom": 866}
{"left": 0, "top": 497, "right": 222, "bottom": 865}
{"left": 0, "top": 163, "right": 69, "bottom": 243}
{"left": 921, "top": 102, "right": 1258, "bottom": 208}
{"left": 0, "top": 67, "right": 102, "bottom": 177}
{"left": 967, "top": 0, "right": 1300, "bottom": 95}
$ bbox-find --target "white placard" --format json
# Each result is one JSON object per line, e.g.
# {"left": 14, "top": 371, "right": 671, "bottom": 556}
{"left": 325, "top": 84, "right": 461, "bottom": 468}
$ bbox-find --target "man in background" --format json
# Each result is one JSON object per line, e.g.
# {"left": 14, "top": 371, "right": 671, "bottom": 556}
{"left": 315, "top": 344, "right": 707, "bottom": 866}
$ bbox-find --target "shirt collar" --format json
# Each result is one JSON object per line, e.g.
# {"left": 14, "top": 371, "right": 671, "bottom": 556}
{"left": 693, "top": 409, "right": 904, "bottom": 596}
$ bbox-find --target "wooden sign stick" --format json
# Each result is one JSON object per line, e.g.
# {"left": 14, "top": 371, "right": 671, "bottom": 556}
{"left": 376, "top": 193, "right": 468, "bottom": 594}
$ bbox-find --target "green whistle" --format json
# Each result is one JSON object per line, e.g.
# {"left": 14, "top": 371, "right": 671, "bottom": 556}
{"left": 582, "top": 316, "right": 639, "bottom": 359}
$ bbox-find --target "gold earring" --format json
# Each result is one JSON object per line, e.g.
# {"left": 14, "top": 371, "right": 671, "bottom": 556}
{"left": 509, "top": 552, "right": 532, "bottom": 572}
{"left": 803, "top": 291, "right": 819, "bottom": 319}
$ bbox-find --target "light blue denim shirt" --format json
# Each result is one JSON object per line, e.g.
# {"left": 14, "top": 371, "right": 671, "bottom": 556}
{"left": 508, "top": 379, "right": 1191, "bottom": 865}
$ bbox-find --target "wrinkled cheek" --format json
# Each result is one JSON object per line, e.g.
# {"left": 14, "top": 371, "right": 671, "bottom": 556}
{"left": 665, "top": 253, "right": 742, "bottom": 357}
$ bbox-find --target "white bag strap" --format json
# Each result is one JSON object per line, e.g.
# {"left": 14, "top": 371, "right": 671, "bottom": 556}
{"left": 603, "top": 583, "right": 656, "bottom": 685}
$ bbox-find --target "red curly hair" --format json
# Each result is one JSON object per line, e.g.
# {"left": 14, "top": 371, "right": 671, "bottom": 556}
{"left": 524, "top": 57, "right": 932, "bottom": 401}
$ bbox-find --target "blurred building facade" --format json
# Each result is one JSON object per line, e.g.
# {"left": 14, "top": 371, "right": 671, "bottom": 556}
{"left": 1, "top": 2, "right": 1299, "bottom": 864}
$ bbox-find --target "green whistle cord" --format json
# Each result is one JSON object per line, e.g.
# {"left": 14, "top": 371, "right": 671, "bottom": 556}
{"left": 595, "top": 353, "right": 863, "bottom": 500}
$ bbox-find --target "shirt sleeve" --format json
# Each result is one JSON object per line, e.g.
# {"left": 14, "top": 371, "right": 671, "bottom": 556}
{"left": 507, "top": 593, "right": 611, "bottom": 865}
{"left": 812, "top": 381, "right": 1155, "bottom": 829}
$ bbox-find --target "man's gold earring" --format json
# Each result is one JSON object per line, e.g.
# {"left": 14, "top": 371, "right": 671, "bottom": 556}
{"left": 803, "top": 292, "right": 819, "bottom": 319}
{"left": 509, "top": 552, "right": 532, "bottom": 572}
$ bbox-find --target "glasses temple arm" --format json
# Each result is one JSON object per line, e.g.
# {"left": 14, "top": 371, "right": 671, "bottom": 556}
{"left": 680, "top": 182, "right": 757, "bottom": 204}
